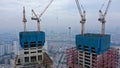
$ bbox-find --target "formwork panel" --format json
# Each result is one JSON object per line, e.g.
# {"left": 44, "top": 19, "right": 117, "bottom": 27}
{"left": 19, "top": 31, "right": 45, "bottom": 48}
{"left": 76, "top": 33, "right": 110, "bottom": 55}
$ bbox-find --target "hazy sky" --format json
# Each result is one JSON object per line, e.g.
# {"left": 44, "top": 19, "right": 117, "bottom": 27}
{"left": 0, "top": 0, "right": 120, "bottom": 34}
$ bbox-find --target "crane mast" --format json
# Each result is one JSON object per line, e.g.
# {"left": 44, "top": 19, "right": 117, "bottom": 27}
{"left": 75, "top": 0, "right": 86, "bottom": 35}
{"left": 23, "top": 6, "right": 27, "bottom": 32}
{"left": 98, "top": 0, "right": 111, "bottom": 35}
{"left": 31, "top": 9, "right": 40, "bottom": 31}
{"left": 31, "top": 0, "right": 54, "bottom": 31}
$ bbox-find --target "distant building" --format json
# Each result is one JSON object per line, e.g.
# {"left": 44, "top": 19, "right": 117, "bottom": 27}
{"left": 0, "top": 64, "right": 13, "bottom": 68}
{"left": 5, "top": 44, "right": 12, "bottom": 54}
{"left": 0, "top": 45, "right": 5, "bottom": 56}
{"left": 43, "top": 41, "right": 48, "bottom": 53}
{"left": 13, "top": 41, "right": 19, "bottom": 55}
{"left": 0, "top": 44, "right": 13, "bottom": 56}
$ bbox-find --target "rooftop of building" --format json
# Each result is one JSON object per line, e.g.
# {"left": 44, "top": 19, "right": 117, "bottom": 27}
{"left": 76, "top": 33, "right": 111, "bottom": 54}
{"left": 76, "top": 33, "right": 110, "bottom": 37}
{"left": 20, "top": 31, "right": 45, "bottom": 34}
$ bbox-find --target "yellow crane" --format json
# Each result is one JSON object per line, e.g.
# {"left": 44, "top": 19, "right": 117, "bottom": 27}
{"left": 98, "top": 0, "right": 111, "bottom": 35}
{"left": 75, "top": 0, "right": 86, "bottom": 35}
{"left": 31, "top": 0, "right": 54, "bottom": 31}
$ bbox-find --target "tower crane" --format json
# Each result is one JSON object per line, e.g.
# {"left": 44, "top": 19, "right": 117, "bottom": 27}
{"left": 75, "top": 0, "right": 86, "bottom": 35}
{"left": 31, "top": 0, "right": 54, "bottom": 31}
{"left": 23, "top": 6, "right": 27, "bottom": 32}
{"left": 98, "top": 0, "right": 111, "bottom": 35}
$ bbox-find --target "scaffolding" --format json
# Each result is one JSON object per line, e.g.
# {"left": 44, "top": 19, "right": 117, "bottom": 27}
{"left": 92, "top": 48, "right": 119, "bottom": 68}
{"left": 66, "top": 47, "right": 82, "bottom": 68}
{"left": 66, "top": 47, "right": 119, "bottom": 68}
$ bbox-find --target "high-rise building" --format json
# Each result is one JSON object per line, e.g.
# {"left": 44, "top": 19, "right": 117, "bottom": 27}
{"left": 19, "top": 31, "right": 45, "bottom": 64}
{"left": 0, "top": 44, "right": 13, "bottom": 56}
{"left": 15, "top": 31, "right": 53, "bottom": 68}
{"left": 76, "top": 34, "right": 119, "bottom": 68}
{"left": 43, "top": 41, "right": 48, "bottom": 53}
{"left": 5, "top": 44, "right": 13, "bottom": 54}
{"left": 0, "top": 45, "right": 5, "bottom": 56}
{"left": 13, "top": 41, "right": 19, "bottom": 55}
{"left": 14, "top": 5, "right": 53, "bottom": 68}
{"left": 66, "top": 34, "right": 119, "bottom": 68}
{"left": 66, "top": 32, "right": 119, "bottom": 68}
{"left": 66, "top": 0, "right": 119, "bottom": 67}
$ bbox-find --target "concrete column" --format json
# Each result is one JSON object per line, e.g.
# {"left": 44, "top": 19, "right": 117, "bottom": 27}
{"left": 90, "top": 53, "right": 92, "bottom": 68}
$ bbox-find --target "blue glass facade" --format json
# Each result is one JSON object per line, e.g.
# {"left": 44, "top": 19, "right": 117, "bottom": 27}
{"left": 76, "top": 33, "right": 110, "bottom": 55}
{"left": 19, "top": 31, "right": 45, "bottom": 48}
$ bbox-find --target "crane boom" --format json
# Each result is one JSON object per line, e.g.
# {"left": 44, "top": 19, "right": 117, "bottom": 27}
{"left": 75, "top": 0, "right": 83, "bottom": 17}
{"left": 32, "top": 9, "right": 39, "bottom": 21}
{"left": 39, "top": 0, "right": 54, "bottom": 18}
{"left": 75, "top": 0, "right": 86, "bottom": 35}
{"left": 31, "top": 0, "right": 54, "bottom": 31}
{"left": 99, "top": 0, "right": 112, "bottom": 35}
{"left": 32, "top": 9, "right": 40, "bottom": 31}
{"left": 104, "top": 0, "right": 111, "bottom": 16}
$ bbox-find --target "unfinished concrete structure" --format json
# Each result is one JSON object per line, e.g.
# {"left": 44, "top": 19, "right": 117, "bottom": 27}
{"left": 66, "top": 46, "right": 119, "bottom": 68}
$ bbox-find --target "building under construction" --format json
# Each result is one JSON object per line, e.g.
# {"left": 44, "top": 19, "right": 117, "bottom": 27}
{"left": 14, "top": 0, "right": 54, "bottom": 68}
{"left": 15, "top": 31, "right": 53, "bottom": 68}
{"left": 66, "top": 46, "right": 119, "bottom": 68}
{"left": 66, "top": 0, "right": 119, "bottom": 68}
{"left": 66, "top": 47, "right": 79, "bottom": 68}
